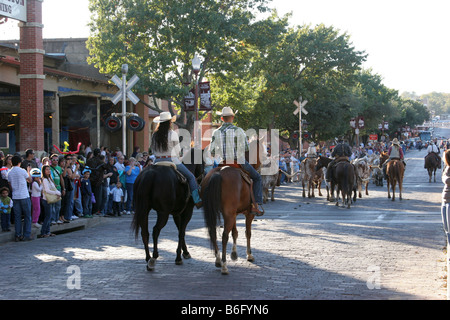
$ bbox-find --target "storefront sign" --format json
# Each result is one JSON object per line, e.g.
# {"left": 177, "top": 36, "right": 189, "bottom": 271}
{"left": 0, "top": 0, "right": 27, "bottom": 22}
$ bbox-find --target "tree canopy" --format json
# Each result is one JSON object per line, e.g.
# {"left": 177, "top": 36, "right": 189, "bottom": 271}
{"left": 87, "top": 0, "right": 431, "bottom": 145}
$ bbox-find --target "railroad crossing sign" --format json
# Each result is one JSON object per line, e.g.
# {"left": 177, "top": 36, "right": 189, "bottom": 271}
{"left": 111, "top": 74, "right": 140, "bottom": 105}
{"left": 293, "top": 99, "right": 308, "bottom": 115}
{"left": 110, "top": 64, "right": 141, "bottom": 155}
{"left": 293, "top": 97, "right": 308, "bottom": 152}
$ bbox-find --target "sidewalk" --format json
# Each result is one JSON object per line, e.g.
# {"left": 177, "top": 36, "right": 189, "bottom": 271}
{"left": 0, "top": 215, "right": 105, "bottom": 245}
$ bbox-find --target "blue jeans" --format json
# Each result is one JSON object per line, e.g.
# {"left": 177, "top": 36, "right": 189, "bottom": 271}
{"left": 125, "top": 183, "right": 134, "bottom": 212}
{"left": 442, "top": 203, "right": 450, "bottom": 243}
{"left": 242, "top": 161, "right": 263, "bottom": 205}
{"left": 1, "top": 212, "right": 10, "bottom": 231}
{"left": 40, "top": 199, "right": 52, "bottom": 236}
{"left": 13, "top": 198, "right": 32, "bottom": 238}
{"left": 63, "top": 182, "right": 75, "bottom": 221}
{"left": 73, "top": 197, "right": 83, "bottom": 216}
{"left": 51, "top": 200, "right": 61, "bottom": 223}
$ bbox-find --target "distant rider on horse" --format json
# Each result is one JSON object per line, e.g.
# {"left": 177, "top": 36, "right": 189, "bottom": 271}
{"left": 325, "top": 138, "right": 352, "bottom": 184}
{"left": 382, "top": 138, "right": 405, "bottom": 179}
{"left": 209, "top": 107, "right": 264, "bottom": 216}
{"left": 425, "top": 140, "right": 441, "bottom": 169}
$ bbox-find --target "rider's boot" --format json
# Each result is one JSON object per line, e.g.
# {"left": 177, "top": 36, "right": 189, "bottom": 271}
{"left": 192, "top": 188, "right": 202, "bottom": 209}
{"left": 251, "top": 203, "right": 264, "bottom": 216}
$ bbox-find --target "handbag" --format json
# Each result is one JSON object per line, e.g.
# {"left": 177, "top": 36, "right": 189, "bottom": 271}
{"left": 44, "top": 178, "right": 60, "bottom": 204}
{"left": 45, "top": 192, "right": 60, "bottom": 204}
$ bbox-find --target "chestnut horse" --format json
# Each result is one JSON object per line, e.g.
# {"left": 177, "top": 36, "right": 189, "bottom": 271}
{"left": 380, "top": 151, "right": 405, "bottom": 201}
{"left": 424, "top": 153, "right": 440, "bottom": 182}
{"left": 201, "top": 139, "right": 265, "bottom": 275}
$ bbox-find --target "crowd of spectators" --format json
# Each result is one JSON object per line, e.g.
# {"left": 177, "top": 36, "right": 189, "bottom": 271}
{"left": 0, "top": 144, "right": 154, "bottom": 241}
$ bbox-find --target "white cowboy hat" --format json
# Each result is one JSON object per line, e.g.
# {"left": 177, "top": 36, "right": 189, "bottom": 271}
{"left": 153, "top": 111, "right": 176, "bottom": 123}
{"left": 392, "top": 138, "right": 400, "bottom": 146}
{"left": 216, "top": 107, "right": 238, "bottom": 117}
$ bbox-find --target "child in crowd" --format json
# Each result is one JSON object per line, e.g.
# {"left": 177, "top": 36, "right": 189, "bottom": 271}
{"left": 30, "top": 168, "right": 42, "bottom": 228}
{"left": 0, "top": 187, "right": 12, "bottom": 232}
{"left": 109, "top": 181, "right": 124, "bottom": 217}
{"left": 81, "top": 168, "right": 93, "bottom": 218}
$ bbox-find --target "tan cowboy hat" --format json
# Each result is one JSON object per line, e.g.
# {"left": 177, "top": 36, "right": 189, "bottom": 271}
{"left": 153, "top": 111, "right": 176, "bottom": 123}
{"left": 216, "top": 107, "right": 238, "bottom": 117}
{"left": 392, "top": 138, "right": 400, "bottom": 146}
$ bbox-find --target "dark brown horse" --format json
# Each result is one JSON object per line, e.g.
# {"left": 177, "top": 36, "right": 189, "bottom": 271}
{"left": 315, "top": 156, "right": 333, "bottom": 200}
{"left": 131, "top": 148, "right": 203, "bottom": 271}
{"left": 424, "top": 153, "right": 440, "bottom": 182}
{"left": 332, "top": 161, "right": 356, "bottom": 208}
{"left": 380, "top": 151, "right": 404, "bottom": 201}
{"left": 201, "top": 139, "right": 264, "bottom": 275}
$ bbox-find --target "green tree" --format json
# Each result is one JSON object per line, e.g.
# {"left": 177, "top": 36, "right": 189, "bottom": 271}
{"left": 87, "top": 0, "right": 270, "bottom": 131}
{"left": 248, "top": 24, "right": 367, "bottom": 146}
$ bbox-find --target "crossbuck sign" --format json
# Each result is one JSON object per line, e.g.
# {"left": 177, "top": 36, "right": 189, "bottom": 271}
{"left": 110, "top": 65, "right": 140, "bottom": 154}
{"left": 111, "top": 74, "right": 140, "bottom": 105}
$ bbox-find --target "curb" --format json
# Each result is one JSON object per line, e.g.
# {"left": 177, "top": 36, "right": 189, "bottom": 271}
{"left": 0, "top": 216, "right": 106, "bottom": 244}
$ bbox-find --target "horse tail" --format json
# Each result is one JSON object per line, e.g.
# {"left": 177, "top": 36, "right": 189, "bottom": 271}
{"left": 203, "top": 171, "right": 222, "bottom": 248}
{"left": 132, "top": 169, "right": 153, "bottom": 239}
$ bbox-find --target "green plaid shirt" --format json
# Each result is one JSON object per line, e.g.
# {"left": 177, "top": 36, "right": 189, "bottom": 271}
{"left": 210, "top": 122, "right": 249, "bottom": 163}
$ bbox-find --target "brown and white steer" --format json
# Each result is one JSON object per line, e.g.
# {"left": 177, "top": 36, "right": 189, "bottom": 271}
{"left": 300, "top": 157, "right": 324, "bottom": 198}
{"left": 352, "top": 157, "right": 371, "bottom": 198}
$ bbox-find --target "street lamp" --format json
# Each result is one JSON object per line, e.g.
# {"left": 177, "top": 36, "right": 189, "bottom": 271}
{"left": 192, "top": 54, "right": 201, "bottom": 121}
{"left": 192, "top": 54, "right": 202, "bottom": 148}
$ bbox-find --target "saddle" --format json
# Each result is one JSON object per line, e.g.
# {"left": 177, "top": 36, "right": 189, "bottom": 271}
{"left": 155, "top": 161, "right": 187, "bottom": 185}
{"left": 217, "top": 162, "right": 252, "bottom": 185}
{"left": 217, "top": 161, "right": 257, "bottom": 207}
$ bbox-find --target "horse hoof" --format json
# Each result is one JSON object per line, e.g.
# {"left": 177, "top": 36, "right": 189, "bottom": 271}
{"left": 231, "top": 251, "right": 238, "bottom": 260}
{"left": 183, "top": 252, "right": 191, "bottom": 259}
{"left": 247, "top": 254, "right": 255, "bottom": 262}
{"left": 147, "top": 258, "right": 156, "bottom": 271}
{"left": 175, "top": 259, "right": 183, "bottom": 265}
{"left": 221, "top": 264, "right": 229, "bottom": 275}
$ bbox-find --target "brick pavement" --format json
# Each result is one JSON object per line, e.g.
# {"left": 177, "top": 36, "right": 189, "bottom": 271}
{"left": 0, "top": 149, "right": 446, "bottom": 301}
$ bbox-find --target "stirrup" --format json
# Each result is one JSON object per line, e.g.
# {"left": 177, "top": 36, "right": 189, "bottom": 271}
{"left": 251, "top": 203, "right": 264, "bottom": 216}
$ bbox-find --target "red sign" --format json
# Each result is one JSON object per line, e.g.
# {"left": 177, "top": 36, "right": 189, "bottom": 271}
{"left": 369, "top": 134, "right": 378, "bottom": 141}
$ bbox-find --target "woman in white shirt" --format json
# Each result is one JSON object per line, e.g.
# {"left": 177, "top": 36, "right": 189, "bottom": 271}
{"left": 151, "top": 112, "right": 201, "bottom": 207}
{"left": 39, "top": 165, "right": 61, "bottom": 238}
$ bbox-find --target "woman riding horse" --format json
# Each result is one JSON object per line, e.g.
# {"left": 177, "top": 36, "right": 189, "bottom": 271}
{"left": 151, "top": 112, "right": 202, "bottom": 207}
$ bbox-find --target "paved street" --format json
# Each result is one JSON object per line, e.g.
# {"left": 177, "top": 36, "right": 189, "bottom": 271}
{"left": 0, "top": 148, "right": 447, "bottom": 301}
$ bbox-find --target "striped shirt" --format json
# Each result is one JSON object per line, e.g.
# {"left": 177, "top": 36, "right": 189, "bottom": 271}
{"left": 210, "top": 122, "right": 249, "bottom": 163}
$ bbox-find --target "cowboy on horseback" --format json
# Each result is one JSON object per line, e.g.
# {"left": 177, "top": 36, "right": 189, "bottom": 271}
{"left": 425, "top": 140, "right": 441, "bottom": 169}
{"left": 382, "top": 138, "right": 405, "bottom": 179}
{"left": 209, "top": 107, "right": 264, "bottom": 216}
{"left": 151, "top": 112, "right": 202, "bottom": 208}
{"left": 325, "top": 138, "right": 352, "bottom": 183}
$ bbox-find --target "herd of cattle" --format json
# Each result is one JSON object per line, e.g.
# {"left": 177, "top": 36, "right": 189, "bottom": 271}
{"left": 260, "top": 154, "right": 384, "bottom": 206}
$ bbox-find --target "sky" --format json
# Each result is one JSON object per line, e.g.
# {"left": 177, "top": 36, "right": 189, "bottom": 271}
{"left": 0, "top": 0, "right": 449, "bottom": 96}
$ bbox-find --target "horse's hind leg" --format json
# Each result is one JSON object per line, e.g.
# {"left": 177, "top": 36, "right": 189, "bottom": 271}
{"left": 173, "top": 209, "right": 193, "bottom": 265}
{"left": 245, "top": 214, "right": 255, "bottom": 262}
{"left": 140, "top": 217, "right": 152, "bottom": 271}
{"left": 391, "top": 181, "right": 396, "bottom": 201}
{"left": 231, "top": 221, "right": 238, "bottom": 261}
{"left": 220, "top": 214, "right": 234, "bottom": 275}
{"left": 148, "top": 212, "right": 169, "bottom": 270}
